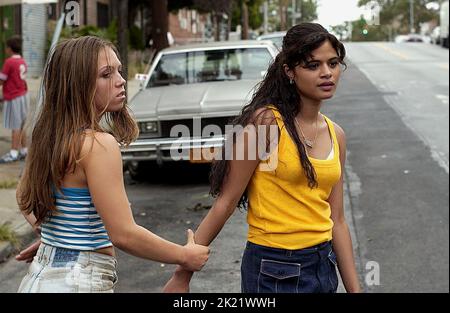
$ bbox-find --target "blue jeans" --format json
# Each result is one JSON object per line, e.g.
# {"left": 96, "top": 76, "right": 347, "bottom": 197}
{"left": 241, "top": 241, "right": 338, "bottom": 293}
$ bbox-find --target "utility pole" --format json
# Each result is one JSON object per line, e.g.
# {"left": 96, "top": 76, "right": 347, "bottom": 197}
{"left": 409, "top": 0, "right": 415, "bottom": 33}
{"left": 242, "top": 0, "right": 249, "bottom": 39}
{"left": 292, "top": 0, "right": 296, "bottom": 26}
{"left": 347, "top": 21, "right": 353, "bottom": 42}
{"left": 299, "top": 0, "right": 302, "bottom": 23}
{"left": 291, "top": 0, "right": 302, "bottom": 26}
{"left": 279, "top": 0, "right": 286, "bottom": 31}
{"left": 263, "top": 1, "right": 268, "bottom": 34}
{"left": 118, "top": 0, "right": 128, "bottom": 81}
{"left": 150, "top": 0, "right": 169, "bottom": 51}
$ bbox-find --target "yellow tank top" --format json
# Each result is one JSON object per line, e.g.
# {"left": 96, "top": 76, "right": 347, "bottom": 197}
{"left": 247, "top": 107, "right": 341, "bottom": 250}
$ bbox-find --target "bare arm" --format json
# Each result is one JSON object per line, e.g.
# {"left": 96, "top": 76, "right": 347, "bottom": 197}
{"left": 179, "top": 110, "right": 277, "bottom": 247}
{"left": 164, "top": 109, "right": 278, "bottom": 291}
{"left": 166, "top": 134, "right": 262, "bottom": 289}
{"left": 16, "top": 168, "right": 39, "bottom": 233}
{"left": 328, "top": 123, "right": 361, "bottom": 293}
{"left": 0, "top": 65, "right": 8, "bottom": 86}
{"left": 15, "top": 168, "right": 42, "bottom": 263}
{"left": 80, "top": 132, "right": 209, "bottom": 271}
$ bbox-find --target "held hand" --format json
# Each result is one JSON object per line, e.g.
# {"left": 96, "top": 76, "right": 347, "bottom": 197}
{"left": 163, "top": 272, "right": 190, "bottom": 293}
{"left": 15, "top": 239, "right": 41, "bottom": 263}
{"left": 181, "top": 229, "right": 210, "bottom": 272}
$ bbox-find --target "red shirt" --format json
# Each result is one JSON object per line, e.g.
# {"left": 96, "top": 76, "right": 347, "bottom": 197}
{"left": 0, "top": 55, "right": 28, "bottom": 101}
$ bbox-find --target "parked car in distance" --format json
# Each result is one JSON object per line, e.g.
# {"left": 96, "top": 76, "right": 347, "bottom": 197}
{"left": 257, "top": 31, "right": 286, "bottom": 50}
{"left": 122, "top": 40, "right": 278, "bottom": 179}
{"left": 395, "top": 33, "right": 425, "bottom": 43}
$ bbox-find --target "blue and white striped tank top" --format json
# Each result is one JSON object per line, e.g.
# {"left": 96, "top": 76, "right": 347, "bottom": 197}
{"left": 41, "top": 187, "right": 113, "bottom": 251}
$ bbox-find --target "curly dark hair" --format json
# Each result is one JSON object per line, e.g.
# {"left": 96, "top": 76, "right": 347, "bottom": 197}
{"left": 209, "top": 23, "right": 347, "bottom": 209}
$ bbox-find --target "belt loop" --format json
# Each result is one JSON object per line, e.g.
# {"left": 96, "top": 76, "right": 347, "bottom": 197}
{"left": 286, "top": 250, "right": 292, "bottom": 257}
{"left": 38, "top": 244, "right": 45, "bottom": 263}
{"left": 47, "top": 245, "right": 55, "bottom": 266}
{"left": 317, "top": 248, "right": 324, "bottom": 260}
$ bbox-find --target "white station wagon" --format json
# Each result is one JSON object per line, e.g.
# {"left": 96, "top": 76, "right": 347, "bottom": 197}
{"left": 121, "top": 40, "right": 278, "bottom": 179}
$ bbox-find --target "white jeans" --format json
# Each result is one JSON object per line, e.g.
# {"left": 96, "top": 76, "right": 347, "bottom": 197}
{"left": 18, "top": 243, "right": 118, "bottom": 293}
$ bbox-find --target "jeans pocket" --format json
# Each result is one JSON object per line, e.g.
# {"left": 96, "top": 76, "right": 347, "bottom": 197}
{"left": 327, "top": 250, "right": 338, "bottom": 292}
{"left": 90, "top": 267, "right": 118, "bottom": 292}
{"left": 36, "top": 267, "right": 78, "bottom": 293}
{"left": 327, "top": 250, "right": 337, "bottom": 266}
{"left": 258, "top": 259, "right": 301, "bottom": 293}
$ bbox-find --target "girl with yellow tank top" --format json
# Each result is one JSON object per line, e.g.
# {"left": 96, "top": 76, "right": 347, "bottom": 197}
{"left": 164, "top": 23, "right": 361, "bottom": 293}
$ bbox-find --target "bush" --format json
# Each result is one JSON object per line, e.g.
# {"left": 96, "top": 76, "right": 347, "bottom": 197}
{"left": 129, "top": 25, "right": 145, "bottom": 51}
{"left": 59, "top": 19, "right": 118, "bottom": 44}
{"left": 0, "top": 223, "right": 18, "bottom": 247}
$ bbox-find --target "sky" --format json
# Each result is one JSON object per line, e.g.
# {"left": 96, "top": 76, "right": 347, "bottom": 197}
{"left": 316, "top": 0, "right": 366, "bottom": 29}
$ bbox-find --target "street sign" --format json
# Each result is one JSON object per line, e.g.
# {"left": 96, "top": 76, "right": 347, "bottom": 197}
{"left": 0, "top": 0, "right": 57, "bottom": 6}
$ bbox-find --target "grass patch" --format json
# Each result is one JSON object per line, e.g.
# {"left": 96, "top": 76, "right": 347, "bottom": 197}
{"left": 0, "top": 179, "right": 18, "bottom": 189}
{"left": 0, "top": 223, "right": 19, "bottom": 247}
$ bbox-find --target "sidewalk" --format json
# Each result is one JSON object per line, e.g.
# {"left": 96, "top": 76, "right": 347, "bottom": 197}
{"left": 0, "top": 78, "right": 141, "bottom": 262}
{"left": 0, "top": 78, "right": 40, "bottom": 262}
{"left": 0, "top": 124, "right": 34, "bottom": 262}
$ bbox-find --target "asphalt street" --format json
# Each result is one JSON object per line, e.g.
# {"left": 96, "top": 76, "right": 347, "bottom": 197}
{"left": 323, "top": 42, "right": 449, "bottom": 292}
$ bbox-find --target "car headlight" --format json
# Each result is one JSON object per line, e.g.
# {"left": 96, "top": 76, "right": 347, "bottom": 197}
{"left": 139, "top": 121, "right": 159, "bottom": 133}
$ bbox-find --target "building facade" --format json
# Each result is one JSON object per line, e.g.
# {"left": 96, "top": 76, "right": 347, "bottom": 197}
{"left": 0, "top": 3, "right": 48, "bottom": 77}
{"left": 169, "top": 8, "right": 211, "bottom": 45}
{"left": 48, "top": 0, "right": 111, "bottom": 28}
{"left": 1, "top": 0, "right": 114, "bottom": 77}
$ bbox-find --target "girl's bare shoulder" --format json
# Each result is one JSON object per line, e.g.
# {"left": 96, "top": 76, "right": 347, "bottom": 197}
{"left": 332, "top": 122, "right": 346, "bottom": 142}
{"left": 80, "top": 131, "right": 120, "bottom": 162}
{"left": 251, "top": 106, "right": 277, "bottom": 126}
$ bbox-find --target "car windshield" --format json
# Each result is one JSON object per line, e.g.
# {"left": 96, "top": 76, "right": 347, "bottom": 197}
{"left": 147, "top": 47, "right": 272, "bottom": 87}
{"left": 261, "top": 36, "right": 283, "bottom": 49}
{"left": 269, "top": 36, "right": 283, "bottom": 49}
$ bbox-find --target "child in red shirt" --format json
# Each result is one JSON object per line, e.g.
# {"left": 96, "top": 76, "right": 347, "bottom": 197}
{"left": 0, "top": 36, "right": 29, "bottom": 163}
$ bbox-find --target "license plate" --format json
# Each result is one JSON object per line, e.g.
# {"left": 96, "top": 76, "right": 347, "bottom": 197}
{"left": 189, "top": 148, "right": 217, "bottom": 163}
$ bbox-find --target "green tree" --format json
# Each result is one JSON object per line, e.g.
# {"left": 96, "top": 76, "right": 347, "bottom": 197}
{"left": 231, "top": 0, "right": 265, "bottom": 31}
{"left": 297, "top": 0, "right": 318, "bottom": 23}
{"left": 194, "top": 0, "right": 233, "bottom": 40}
{"left": 248, "top": 0, "right": 265, "bottom": 29}
{"left": 357, "top": 0, "right": 439, "bottom": 34}
{"left": 350, "top": 17, "right": 389, "bottom": 41}
{"left": 273, "top": 0, "right": 319, "bottom": 31}
{"left": 168, "top": 0, "right": 196, "bottom": 11}
{"left": 330, "top": 24, "right": 348, "bottom": 40}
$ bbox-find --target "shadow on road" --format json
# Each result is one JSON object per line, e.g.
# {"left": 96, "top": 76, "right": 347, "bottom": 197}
{"left": 124, "top": 161, "right": 212, "bottom": 186}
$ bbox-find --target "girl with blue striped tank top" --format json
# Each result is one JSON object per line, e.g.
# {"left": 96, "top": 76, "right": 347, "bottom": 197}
{"left": 15, "top": 36, "right": 210, "bottom": 293}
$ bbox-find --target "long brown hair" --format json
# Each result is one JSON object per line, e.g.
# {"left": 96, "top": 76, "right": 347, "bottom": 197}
{"left": 18, "top": 36, "right": 138, "bottom": 225}
{"left": 210, "top": 23, "right": 346, "bottom": 209}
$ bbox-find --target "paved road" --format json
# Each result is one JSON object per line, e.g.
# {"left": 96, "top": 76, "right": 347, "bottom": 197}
{"left": 344, "top": 42, "right": 449, "bottom": 173}
{"left": 323, "top": 42, "right": 449, "bottom": 292}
